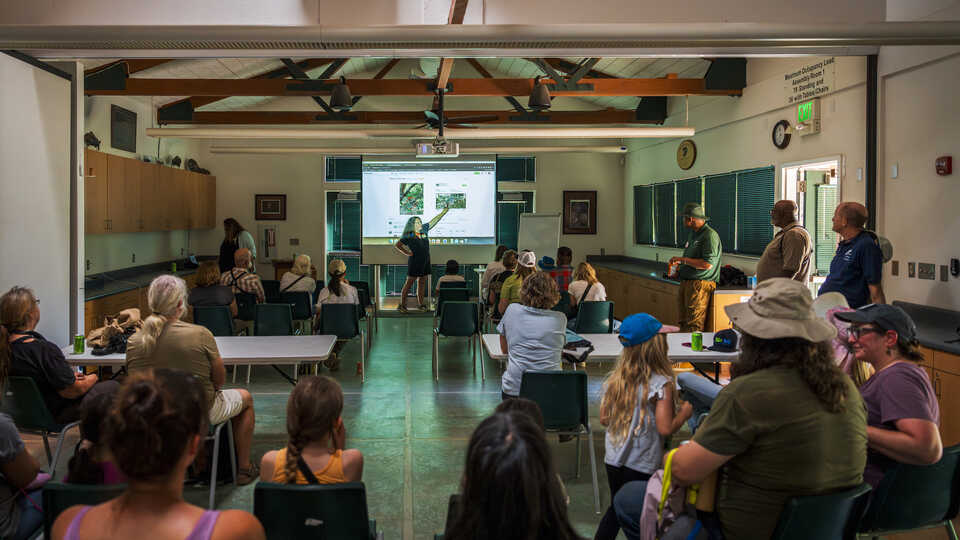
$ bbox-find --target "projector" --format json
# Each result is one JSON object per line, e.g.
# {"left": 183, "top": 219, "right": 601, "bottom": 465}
{"left": 416, "top": 139, "right": 459, "bottom": 158}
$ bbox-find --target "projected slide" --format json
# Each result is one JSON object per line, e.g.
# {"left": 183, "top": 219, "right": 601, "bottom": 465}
{"left": 362, "top": 160, "right": 496, "bottom": 246}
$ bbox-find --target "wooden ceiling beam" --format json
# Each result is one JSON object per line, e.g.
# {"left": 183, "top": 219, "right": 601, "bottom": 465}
{"left": 434, "top": 0, "right": 469, "bottom": 92}
{"left": 159, "top": 109, "right": 662, "bottom": 125}
{"left": 94, "top": 77, "right": 741, "bottom": 97}
{"left": 535, "top": 58, "right": 618, "bottom": 79}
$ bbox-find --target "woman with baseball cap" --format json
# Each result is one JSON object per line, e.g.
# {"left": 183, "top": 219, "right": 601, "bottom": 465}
{"left": 497, "top": 250, "right": 538, "bottom": 318}
{"left": 835, "top": 304, "right": 942, "bottom": 487}
{"left": 627, "top": 278, "right": 868, "bottom": 540}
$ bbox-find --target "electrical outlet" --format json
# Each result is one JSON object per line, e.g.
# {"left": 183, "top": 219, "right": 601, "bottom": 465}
{"left": 941, "top": 265, "right": 949, "bottom": 282}
{"left": 891, "top": 260, "right": 899, "bottom": 276}
{"left": 289, "top": 238, "right": 300, "bottom": 246}
{"left": 918, "top": 263, "right": 936, "bottom": 280}
{"left": 908, "top": 262, "right": 916, "bottom": 278}
{"left": 132, "top": 253, "right": 136, "bottom": 263}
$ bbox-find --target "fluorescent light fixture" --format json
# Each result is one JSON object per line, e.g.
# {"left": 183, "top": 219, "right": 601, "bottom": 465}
{"left": 147, "top": 127, "right": 693, "bottom": 139}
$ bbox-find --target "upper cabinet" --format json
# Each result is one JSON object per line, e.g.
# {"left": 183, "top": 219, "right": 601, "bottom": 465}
{"left": 84, "top": 149, "right": 216, "bottom": 235}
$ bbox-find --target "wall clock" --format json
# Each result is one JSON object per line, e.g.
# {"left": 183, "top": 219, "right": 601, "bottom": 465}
{"left": 772, "top": 119, "right": 791, "bottom": 149}
{"left": 676, "top": 139, "right": 697, "bottom": 170}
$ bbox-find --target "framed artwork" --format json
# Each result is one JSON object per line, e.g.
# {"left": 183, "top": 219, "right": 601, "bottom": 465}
{"left": 110, "top": 104, "right": 137, "bottom": 153}
{"left": 255, "top": 194, "right": 286, "bottom": 220}
{"left": 563, "top": 190, "right": 597, "bottom": 235}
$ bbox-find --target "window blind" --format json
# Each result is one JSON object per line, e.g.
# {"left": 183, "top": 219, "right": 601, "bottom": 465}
{"left": 675, "top": 177, "right": 703, "bottom": 242}
{"left": 325, "top": 156, "right": 362, "bottom": 182}
{"left": 633, "top": 185, "right": 654, "bottom": 245}
{"left": 704, "top": 173, "right": 737, "bottom": 253}
{"left": 653, "top": 182, "right": 676, "bottom": 247}
{"left": 496, "top": 191, "right": 534, "bottom": 250}
{"left": 814, "top": 184, "right": 839, "bottom": 275}
{"left": 496, "top": 156, "right": 536, "bottom": 182}
{"left": 735, "top": 167, "right": 775, "bottom": 256}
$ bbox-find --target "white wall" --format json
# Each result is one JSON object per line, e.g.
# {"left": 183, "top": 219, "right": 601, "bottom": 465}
{"left": 0, "top": 0, "right": 319, "bottom": 24}
{"left": 83, "top": 94, "right": 202, "bottom": 274}
{"left": 623, "top": 56, "right": 868, "bottom": 274}
{"left": 0, "top": 53, "right": 72, "bottom": 344}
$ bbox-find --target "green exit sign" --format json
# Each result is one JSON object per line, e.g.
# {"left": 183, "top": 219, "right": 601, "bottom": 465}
{"left": 798, "top": 100, "right": 814, "bottom": 123}
{"left": 796, "top": 98, "right": 821, "bottom": 136}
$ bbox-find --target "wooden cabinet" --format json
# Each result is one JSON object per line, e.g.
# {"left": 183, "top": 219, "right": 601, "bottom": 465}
{"left": 84, "top": 149, "right": 216, "bottom": 235}
{"left": 595, "top": 268, "right": 680, "bottom": 326}
{"left": 925, "top": 348, "right": 960, "bottom": 447}
{"left": 84, "top": 289, "right": 141, "bottom": 337}
{"left": 918, "top": 346, "right": 935, "bottom": 383}
{"left": 707, "top": 291, "right": 752, "bottom": 332}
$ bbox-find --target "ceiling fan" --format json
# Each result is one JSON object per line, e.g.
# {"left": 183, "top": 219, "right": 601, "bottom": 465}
{"left": 415, "top": 90, "right": 499, "bottom": 130}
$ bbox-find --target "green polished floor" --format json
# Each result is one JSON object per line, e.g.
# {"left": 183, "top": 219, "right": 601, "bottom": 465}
{"left": 210, "top": 314, "right": 613, "bottom": 539}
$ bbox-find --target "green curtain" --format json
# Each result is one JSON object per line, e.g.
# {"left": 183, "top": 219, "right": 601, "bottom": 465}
{"left": 653, "top": 183, "right": 676, "bottom": 247}
{"left": 704, "top": 173, "right": 736, "bottom": 253}
{"left": 325, "top": 156, "right": 362, "bottom": 182}
{"left": 735, "top": 167, "right": 775, "bottom": 256}
{"left": 634, "top": 185, "right": 653, "bottom": 244}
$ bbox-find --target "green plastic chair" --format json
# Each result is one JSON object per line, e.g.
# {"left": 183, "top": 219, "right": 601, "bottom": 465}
{"left": 433, "top": 302, "right": 482, "bottom": 382}
{"left": 551, "top": 291, "right": 575, "bottom": 320}
{"left": 519, "top": 370, "right": 600, "bottom": 514}
{"left": 193, "top": 305, "right": 234, "bottom": 336}
{"left": 204, "top": 419, "right": 237, "bottom": 509}
{"left": 235, "top": 291, "right": 257, "bottom": 322}
{"left": 436, "top": 288, "right": 469, "bottom": 319}
{"left": 317, "top": 303, "right": 366, "bottom": 383}
{"left": 438, "top": 281, "right": 467, "bottom": 288}
{"left": 858, "top": 444, "right": 960, "bottom": 539}
{"left": 1, "top": 377, "right": 80, "bottom": 478}
{"left": 254, "top": 482, "right": 383, "bottom": 539}
{"left": 254, "top": 303, "right": 295, "bottom": 336}
{"left": 354, "top": 285, "right": 377, "bottom": 347}
{"left": 262, "top": 280, "right": 282, "bottom": 303}
{"left": 42, "top": 482, "right": 127, "bottom": 539}
{"left": 770, "top": 483, "right": 872, "bottom": 540}
{"left": 281, "top": 291, "right": 313, "bottom": 335}
{"left": 573, "top": 301, "right": 615, "bottom": 333}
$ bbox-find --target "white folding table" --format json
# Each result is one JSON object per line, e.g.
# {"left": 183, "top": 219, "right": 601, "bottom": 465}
{"left": 481, "top": 332, "right": 738, "bottom": 382}
{"left": 62, "top": 335, "right": 337, "bottom": 385}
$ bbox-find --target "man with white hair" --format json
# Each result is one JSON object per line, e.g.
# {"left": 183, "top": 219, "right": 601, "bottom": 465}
{"left": 220, "top": 248, "right": 265, "bottom": 303}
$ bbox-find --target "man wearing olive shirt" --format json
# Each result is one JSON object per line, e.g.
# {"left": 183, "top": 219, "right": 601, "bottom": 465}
{"left": 669, "top": 203, "right": 722, "bottom": 332}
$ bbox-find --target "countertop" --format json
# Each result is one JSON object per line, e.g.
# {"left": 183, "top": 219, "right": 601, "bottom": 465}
{"left": 586, "top": 256, "right": 753, "bottom": 294}
{"left": 893, "top": 301, "right": 960, "bottom": 356}
{"left": 84, "top": 262, "right": 199, "bottom": 301}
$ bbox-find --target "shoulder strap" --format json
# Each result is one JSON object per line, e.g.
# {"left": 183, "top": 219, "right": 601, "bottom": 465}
{"left": 281, "top": 274, "right": 306, "bottom": 292}
{"left": 229, "top": 269, "right": 247, "bottom": 286}
{"left": 296, "top": 454, "right": 321, "bottom": 484}
{"left": 579, "top": 282, "right": 594, "bottom": 304}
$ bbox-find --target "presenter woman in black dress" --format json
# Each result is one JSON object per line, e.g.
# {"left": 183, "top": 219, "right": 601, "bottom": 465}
{"left": 394, "top": 203, "right": 450, "bottom": 312}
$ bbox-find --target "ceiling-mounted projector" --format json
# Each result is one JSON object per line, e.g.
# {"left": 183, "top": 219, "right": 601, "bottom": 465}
{"left": 416, "top": 138, "right": 459, "bottom": 158}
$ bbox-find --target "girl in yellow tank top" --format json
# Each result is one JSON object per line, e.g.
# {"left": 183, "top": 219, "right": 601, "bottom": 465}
{"left": 259, "top": 376, "right": 364, "bottom": 484}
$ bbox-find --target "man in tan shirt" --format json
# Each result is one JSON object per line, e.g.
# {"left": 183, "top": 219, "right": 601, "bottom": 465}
{"left": 756, "top": 200, "right": 813, "bottom": 283}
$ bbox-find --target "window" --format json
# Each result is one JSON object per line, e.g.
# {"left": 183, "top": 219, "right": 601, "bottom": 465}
{"left": 325, "top": 156, "right": 362, "bottom": 182}
{"left": 675, "top": 177, "right": 703, "bottom": 244}
{"left": 496, "top": 156, "right": 535, "bottom": 182}
{"left": 653, "top": 183, "right": 676, "bottom": 247}
{"left": 325, "top": 192, "right": 361, "bottom": 252}
{"left": 496, "top": 191, "right": 535, "bottom": 250}
{"left": 814, "top": 184, "right": 838, "bottom": 275}
{"left": 633, "top": 185, "right": 653, "bottom": 244}
{"left": 704, "top": 173, "right": 737, "bottom": 253}
{"left": 735, "top": 166, "right": 775, "bottom": 256}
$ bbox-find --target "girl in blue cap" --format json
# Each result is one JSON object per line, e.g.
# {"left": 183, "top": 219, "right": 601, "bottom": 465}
{"left": 594, "top": 313, "right": 690, "bottom": 540}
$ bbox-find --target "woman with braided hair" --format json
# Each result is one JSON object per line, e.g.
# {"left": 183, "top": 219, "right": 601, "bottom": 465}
{"left": 260, "top": 376, "right": 363, "bottom": 484}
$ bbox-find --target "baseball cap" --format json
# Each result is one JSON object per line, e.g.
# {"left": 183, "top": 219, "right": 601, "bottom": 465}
{"left": 518, "top": 251, "right": 537, "bottom": 268}
{"left": 707, "top": 329, "right": 739, "bottom": 352}
{"left": 539, "top": 255, "right": 556, "bottom": 269}
{"left": 619, "top": 313, "right": 671, "bottom": 346}
{"left": 834, "top": 304, "right": 919, "bottom": 346}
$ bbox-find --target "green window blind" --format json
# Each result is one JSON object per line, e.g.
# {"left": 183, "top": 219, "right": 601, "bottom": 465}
{"left": 325, "top": 192, "right": 361, "bottom": 252}
{"left": 496, "top": 156, "right": 536, "bottom": 182}
{"left": 704, "top": 173, "right": 736, "bottom": 253}
{"left": 496, "top": 191, "right": 534, "bottom": 250}
{"left": 653, "top": 182, "right": 676, "bottom": 247}
{"left": 735, "top": 167, "right": 775, "bottom": 256}
{"left": 675, "top": 177, "right": 703, "bottom": 240}
{"left": 633, "top": 185, "right": 653, "bottom": 244}
{"left": 325, "top": 156, "right": 362, "bottom": 182}
{"left": 815, "top": 184, "right": 839, "bottom": 275}
{"left": 326, "top": 253, "right": 371, "bottom": 285}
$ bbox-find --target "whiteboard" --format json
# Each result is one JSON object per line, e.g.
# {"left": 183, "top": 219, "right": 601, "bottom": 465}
{"left": 518, "top": 213, "right": 560, "bottom": 263}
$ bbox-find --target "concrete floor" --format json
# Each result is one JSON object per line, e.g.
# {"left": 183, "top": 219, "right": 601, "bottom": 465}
{"left": 25, "top": 313, "right": 954, "bottom": 539}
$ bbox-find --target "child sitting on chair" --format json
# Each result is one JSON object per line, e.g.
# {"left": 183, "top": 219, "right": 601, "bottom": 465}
{"left": 260, "top": 376, "right": 363, "bottom": 484}
{"left": 435, "top": 259, "right": 466, "bottom": 293}
{"left": 65, "top": 393, "right": 125, "bottom": 485}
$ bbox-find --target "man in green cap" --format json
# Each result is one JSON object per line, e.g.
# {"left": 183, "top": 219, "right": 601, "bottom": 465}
{"left": 669, "top": 202, "right": 722, "bottom": 331}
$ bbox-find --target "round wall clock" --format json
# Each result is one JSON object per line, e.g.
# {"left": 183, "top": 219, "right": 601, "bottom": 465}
{"left": 772, "top": 119, "right": 791, "bottom": 149}
{"left": 676, "top": 139, "right": 697, "bottom": 170}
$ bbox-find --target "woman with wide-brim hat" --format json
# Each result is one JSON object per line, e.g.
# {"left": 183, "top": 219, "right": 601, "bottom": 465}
{"left": 615, "top": 278, "right": 868, "bottom": 540}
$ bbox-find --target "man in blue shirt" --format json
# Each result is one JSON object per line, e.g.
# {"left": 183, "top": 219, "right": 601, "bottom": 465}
{"left": 819, "top": 202, "right": 886, "bottom": 308}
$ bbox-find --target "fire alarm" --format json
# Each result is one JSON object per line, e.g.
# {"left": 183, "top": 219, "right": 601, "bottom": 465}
{"left": 936, "top": 156, "right": 952, "bottom": 176}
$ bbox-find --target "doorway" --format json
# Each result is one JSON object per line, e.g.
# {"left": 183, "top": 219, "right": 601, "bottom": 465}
{"left": 780, "top": 158, "right": 840, "bottom": 276}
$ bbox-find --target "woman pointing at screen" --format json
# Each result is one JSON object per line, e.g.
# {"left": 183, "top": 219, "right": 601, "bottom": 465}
{"left": 394, "top": 202, "right": 451, "bottom": 312}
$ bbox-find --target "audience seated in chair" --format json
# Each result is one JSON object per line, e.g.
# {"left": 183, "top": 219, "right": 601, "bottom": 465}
{"left": 444, "top": 411, "right": 582, "bottom": 540}
{"left": 835, "top": 304, "right": 942, "bottom": 487}
{"left": 50, "top": 369, "right": 265, "bottom": 540}
{"left": 498, "top": 272, "right": 566, "bottom": 400}
{"left": 486, "top": 250, "right": 517, "bottom": 321}
{"left": 435, "top": 259, "right": 466, "bottom": 293}
{"left": 566, "top": 262, "right": 608, "bottom": 331}
{"left": 594, "top": 313, "right": 690, "bottom": 540}
{"left": 220, "top": 248, "right": 265, "bottom": 303}
{"left": 619, "top": 279, "right": 867, "bottom": 540}
{"left": 1, "top": 286, "right": 119, "bottom": 424}
{"left": 494, "top": 398, "right": 570, "bottom": 506}
{"left": 126, "top": 275, "right": 258, "bottom": 485}
{"left": 260, "top": 376, "right": 363, "bottom": 484}
{"left": 65, "top": 393, "right": 124, "bottom": 485}
{"left": 498, "top": 251, "right": 537, "bottom": 318}
{"left": 548, "top": 246, "right": 574, "bottom": 292}
{"left": 0, "top": 344, "right": 49, "bottom": 540}
{"left": 189, "top": 261, "right": 238, "bottom": 318}
{"left": 313, "top": 259, "right": 360, "bottom": 372}
{"left": 480, "top": 245, "right": 509, "bottom": 300}
{"left": 280, "top": 254, "right": 317, "bottom": 295}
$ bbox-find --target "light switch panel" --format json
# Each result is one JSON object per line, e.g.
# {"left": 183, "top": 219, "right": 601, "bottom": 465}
{"left": 918, "top": 263, "right": 936, "bottom": 280}
{"left": 891, "top": 260, "right": 899, "bottom": 276}
{"left": 908, "top": 262, "right": 916, "bottom": 278}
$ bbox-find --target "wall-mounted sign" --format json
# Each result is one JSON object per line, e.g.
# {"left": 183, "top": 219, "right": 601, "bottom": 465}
{"left": 796, "top": 98, "right": 821, "bottom": 136}
{"left": 784, "top": 57, "right": 836, "bottom": 105}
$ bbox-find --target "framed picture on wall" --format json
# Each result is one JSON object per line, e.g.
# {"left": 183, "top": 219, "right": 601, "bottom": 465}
{"left": 563, "top": 190, "right": 597, "bottom": 235}
{"left": 255, "top": 194, "right": 286, "bottom": 220}
{"left": 110, "top": 104, "right": 137, "bottom": 153}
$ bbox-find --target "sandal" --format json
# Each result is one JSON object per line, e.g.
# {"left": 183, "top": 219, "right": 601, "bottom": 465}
{"left": 398, "top": 304, "right": 409, "bottom": 313}
{"left": 236, "top": 462, "right": 260, "bottom": 485}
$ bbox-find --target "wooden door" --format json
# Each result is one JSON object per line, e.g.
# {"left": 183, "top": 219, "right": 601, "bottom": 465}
{"left": 140, "top": 163, "right": 163, "bottom": 231}
{"left": 105, "top": 154, "right": 140, "bottom": 232}
{"left": 187, "top": 172, "right": 204, "bottom": 229}
{"left": 936, "top": 369, "right": 960, "bottom": 446}
{"left": 83, "top": 149, "right": 109, "bottom": 234}
{"left": 122, "top": 157, "right": 142, "bottom": 232}
{"left": 157, "top": 166, "right": 176, "bottom": 230}
{"left": 171, "top": 169, "right": 190, "bottom": 230}
{"left": 203, "top": 175, "right": 217, "bottom": 228}
{"left": 918, "top": 346, "right": 935, "bottom": 382}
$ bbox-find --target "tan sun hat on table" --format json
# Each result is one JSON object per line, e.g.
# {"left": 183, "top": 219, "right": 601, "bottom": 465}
{"left": 725, "top": 278, "right": 837, "bottom": 342}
